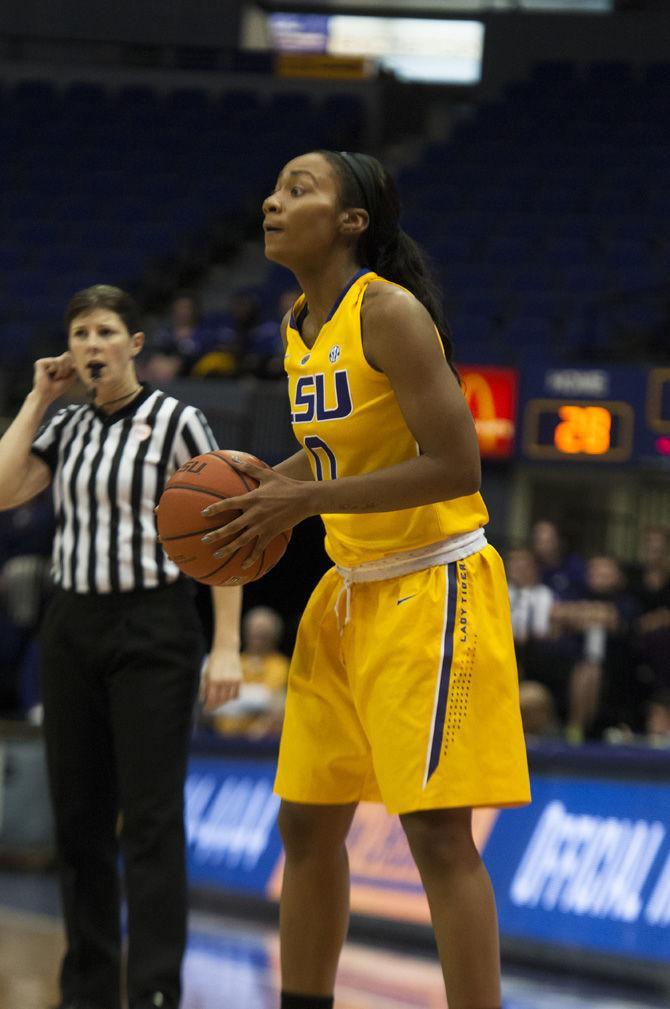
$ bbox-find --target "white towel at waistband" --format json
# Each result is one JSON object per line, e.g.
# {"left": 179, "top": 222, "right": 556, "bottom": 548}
{"left": 333, "top": 527, "right": 488, "bottom": 631}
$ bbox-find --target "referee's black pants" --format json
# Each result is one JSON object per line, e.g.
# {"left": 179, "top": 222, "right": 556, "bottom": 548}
{"left": 40, "top": 581, "right": 203, "bottom": 1009}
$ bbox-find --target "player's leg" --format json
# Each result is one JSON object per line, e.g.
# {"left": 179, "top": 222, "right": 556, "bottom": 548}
{"left": 401, "top": 806, "right": 501, "bottom": 1009}
{"left": 353, "top": 549, "right": 527, "bottom": 1009}
{"left": 278, "top": 800, "right": 358, "bottom": 1002}
{"left": 109, "top": 583, "right": 202, "bottom": 1009}
{"left": 40, "top": 592, "right": 121, "bottom": 1009}
{"left": 274, "top": 569, "right": 376, "bottom": 1006}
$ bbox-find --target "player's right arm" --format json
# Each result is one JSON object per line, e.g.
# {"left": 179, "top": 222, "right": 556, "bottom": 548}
{"left": 0, "top": 353, "right": 77, "bottom": 510}
{"left": 273, "top": 309, "right": 314, "bottom": 482}
{"left": 274, "top": 451, "right": 313, "bottom": 481}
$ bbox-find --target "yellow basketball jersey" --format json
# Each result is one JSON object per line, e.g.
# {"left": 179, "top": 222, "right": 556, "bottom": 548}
{"left": 285, "top": 269, "right": 489, "bottom": 567}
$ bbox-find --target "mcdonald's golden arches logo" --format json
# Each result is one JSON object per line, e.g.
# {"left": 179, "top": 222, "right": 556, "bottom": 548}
{"left": 458, "top": 366, "right": 518, "bottom": 459}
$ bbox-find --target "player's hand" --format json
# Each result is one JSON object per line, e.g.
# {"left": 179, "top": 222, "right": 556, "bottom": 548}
{"left": 200, "top": 649, "right": 243, "bottom": 711}
{"left": 33, "top": 352, "right": 78, "bottom": 404}
{"left": 200, "top": 455, "right": 312, "bottom": 571}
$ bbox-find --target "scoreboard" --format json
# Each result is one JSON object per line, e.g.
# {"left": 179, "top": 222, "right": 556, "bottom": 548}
{"left": 517, "top": 365, "right": 670, "bottom": 466}
{"left": 457, "top": 364, "right": 670, "bottom": 465}
{"left": 522, "top": 399, "right": 634, "bottom": 462}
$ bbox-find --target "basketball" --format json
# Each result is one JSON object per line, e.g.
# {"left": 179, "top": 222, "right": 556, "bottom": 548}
{"left": 156, "top": 449, "right": 291, "bottom": 586}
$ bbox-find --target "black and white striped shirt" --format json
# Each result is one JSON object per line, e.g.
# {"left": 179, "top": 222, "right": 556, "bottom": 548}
{"left": 31, "top": 385, "right": 217, "bottom": 594}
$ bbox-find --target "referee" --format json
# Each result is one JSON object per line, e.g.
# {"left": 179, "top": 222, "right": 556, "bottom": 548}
{"left": 0, "top": 285, "right": 242, "bottom": 1009}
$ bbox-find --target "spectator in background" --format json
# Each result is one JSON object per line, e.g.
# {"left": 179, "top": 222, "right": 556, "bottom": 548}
{"left": 192, "top": 287, "right": 300, "bottom": 381}
{"left": 506, "top": 546, "right": 572, "bottom": 724}
{"left": 532, "top": 518, "right": 586, "bottom": 600}
{"left": 552, "top": 555, "right": 641, "bottom": 742}
{"left": 224, "top": 289, "right": 263, "bottom": 375}
{"left": 191, "top": 289, "right": 263, "bottom": 379}
{"left": 630, "top": 527, "right": 670, "bottom": 696}
{"left": 507, "top": 546, "right": 555, "bottom": 651}
{"left": 519, "top": 681, "right": 561, "bottom": 740}
{"left": 646, "top": 690, "right": 670, "bottom": 748}
{"left": 243, "top": 287, "right": 301, "bottom": 379}
{"left": 142, "top": 290, "right": 214, "bottom": 382}
{"left": 212, "top": 605, "right": 289, "bottom": 739}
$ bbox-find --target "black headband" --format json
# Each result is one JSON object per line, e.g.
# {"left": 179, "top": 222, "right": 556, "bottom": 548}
{"left": 336, "top": 151, "right": 379, "bottom": 219}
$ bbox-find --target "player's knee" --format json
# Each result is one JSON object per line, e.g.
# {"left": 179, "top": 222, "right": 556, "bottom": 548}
{"left": 278, "top": 801, "right": 354, "bottom": 859}
{"left": 400, "top": 808, "right": 478, "bottom": 872}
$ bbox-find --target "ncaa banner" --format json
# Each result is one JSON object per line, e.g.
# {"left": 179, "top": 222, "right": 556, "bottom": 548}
{"left": 186, "top": 757, "right": 282, "bottom": 894}
{"left": 186, "top": 755, "right": 670, "bottom": 970}
{"left": 485, "top": 775, "right": 670, "bottom": 963}
{"left": 185, "top": 755, "right": 497, "bottom": 917}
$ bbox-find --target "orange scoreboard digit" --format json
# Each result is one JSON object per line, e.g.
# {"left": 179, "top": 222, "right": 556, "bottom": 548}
{"left": 522, "top": 399, "right": 635, "bottom": 462}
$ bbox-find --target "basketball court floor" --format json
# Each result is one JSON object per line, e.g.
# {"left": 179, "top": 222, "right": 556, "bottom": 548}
{"left": 1, "top": 870, "right": 667, "bottom": 1009}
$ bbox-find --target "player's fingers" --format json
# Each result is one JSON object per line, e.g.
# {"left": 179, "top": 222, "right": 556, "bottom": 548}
{"left": 211, "top": 530, "right": 255, "bottom": 559}
{"left": 201, "top": 497, "right": 247, "bottom": 518}
{"left": 240, "top": 533, "right": 271, "bottom": 570}
{"left": 225, "top": 455, "right": 269, "bottom": 480}
{"left": 202, "top": 517, "right": 247, "bottom": 545}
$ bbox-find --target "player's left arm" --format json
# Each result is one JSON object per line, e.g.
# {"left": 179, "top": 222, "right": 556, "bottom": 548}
{"left": 352, "top": 283, "right": 481, "bottom": 505}
{"left": 200, "top": 585, "right": 243, "bottom": 712}
{"left": 200, "top": 287, "right": 480, "bottom": 560}
{"left": 300, "top": 286, "right": 481, "bottom": 512}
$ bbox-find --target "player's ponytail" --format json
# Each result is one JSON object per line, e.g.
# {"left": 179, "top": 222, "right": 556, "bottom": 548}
{"left": 321, "top": 150, "right": 455, "bottom": 369}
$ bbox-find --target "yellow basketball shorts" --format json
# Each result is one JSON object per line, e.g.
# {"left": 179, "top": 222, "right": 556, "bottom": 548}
{"left": 275, "top": 544, "right": 530, "bottom": 815}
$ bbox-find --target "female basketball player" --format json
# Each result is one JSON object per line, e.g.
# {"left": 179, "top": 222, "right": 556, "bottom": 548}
{"left": 0, "top": 285, "right": 242, "bottom": 1009}
{"left": 203, "top": 151, "right": 529, "bottom": 1009}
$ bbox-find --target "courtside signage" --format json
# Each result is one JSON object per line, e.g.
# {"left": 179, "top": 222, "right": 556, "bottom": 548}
{"left": 185, "top": 758, "right": 282, "bottom": 893}
{"left": 186, "top": 756, "right": 670, "bottom": 967}
{"left": 484, "top": 775, "right": 670, "bottom": 962}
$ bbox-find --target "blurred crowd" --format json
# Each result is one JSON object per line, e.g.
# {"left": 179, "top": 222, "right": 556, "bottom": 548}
{"left": 510, "top": 520, "right": 670, "bottom": 747}
{"left": 1, "top": 492, "right": 668, "bottom": 750}
{"left": 139, "top": 288, "right": 297, "bottom": 385}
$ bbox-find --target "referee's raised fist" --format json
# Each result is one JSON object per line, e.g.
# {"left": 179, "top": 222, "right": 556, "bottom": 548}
{"left": 33, "top": 352, "right": 77, "bottom": 402}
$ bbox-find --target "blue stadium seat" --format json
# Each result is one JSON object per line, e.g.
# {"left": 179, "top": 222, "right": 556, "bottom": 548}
{"left": 11, "top": 80, "right": 58, "bottom": 106}
{"left": 219, "top": 89, "right": 263, "bottom": 119}
{"left": 505, "top": 267, "right": 557, "bottom": 294}
{"left": 544, "top": 236, "right": 596, "bottom": 268}
{"left": 485, "top": 235, "right": 535, "bottom": 265}
{"left": 458, "top": 292, "right": 507, "bottom": 320}
{"left": 602, "top": 239, "right": 652, "bottom": 268}
{"left": 63, "top": 82, "right": 108, "bottom": 109}
{"left": 0, "top": 321, "right": 39, "bottom": 362}
{"left": 448, "top": 313, "right": 497, "bottom": 344}
{"left": 607, "top": 262, "right": 659, "bottom": 292}
{"left": 562, "top": 264, "right": 611, "bottom": 296}
{"left": 501, "top": 315, "right": 556, "bottom": 349}
{"left": 35, "top": 246, "right": 90, "bottom": 276}
{"left": 424, "top": 235, "right": 477, "bottom": 265}
{"left": 513, "top": 292, "right": 569, "bottom": 322}
{"left": 115, "top": 84, "right": 160, "bottom": 111}
{"left": 164, "top": 87, "right": 212, "bottom": 115}
{"left": 248, "top": 320, "right": 283, "bottom": 356}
